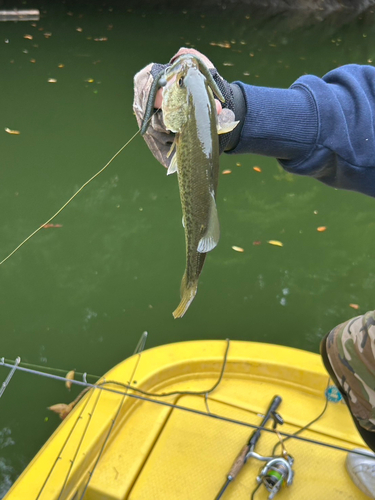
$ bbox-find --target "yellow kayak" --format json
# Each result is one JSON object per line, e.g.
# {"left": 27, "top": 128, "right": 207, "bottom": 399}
{"left": 4, "top": 340, "right": 370, "bottom": 499}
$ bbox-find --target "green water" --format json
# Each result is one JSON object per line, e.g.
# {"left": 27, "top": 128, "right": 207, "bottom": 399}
{"left": 1, "top": 2, "right": 375, "bottom": 493}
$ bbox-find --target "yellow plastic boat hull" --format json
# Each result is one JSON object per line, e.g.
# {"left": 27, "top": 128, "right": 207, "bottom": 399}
{"left": 5, "top": 340, "right": 370, "bottom": 499}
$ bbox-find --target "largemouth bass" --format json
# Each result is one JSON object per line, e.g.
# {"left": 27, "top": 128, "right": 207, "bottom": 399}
{"left": 161, "top": 55, "right": 238, "bottom": 318}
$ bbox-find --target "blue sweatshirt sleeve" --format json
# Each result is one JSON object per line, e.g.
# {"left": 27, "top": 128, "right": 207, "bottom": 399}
{"left": 230, "top": 64, "right": 375, "bottom": 197}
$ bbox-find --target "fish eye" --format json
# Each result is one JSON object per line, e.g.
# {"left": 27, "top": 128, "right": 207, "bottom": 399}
{"left": 178, "top": 77, "right": 184, "bottom": 88}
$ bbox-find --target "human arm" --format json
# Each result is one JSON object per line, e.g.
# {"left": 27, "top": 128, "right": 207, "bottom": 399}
{"left": 232, "top": 64, "right": 375, "bottom": 197}
{"left": 134, "top": 50, "right": 375, "bottom": 198}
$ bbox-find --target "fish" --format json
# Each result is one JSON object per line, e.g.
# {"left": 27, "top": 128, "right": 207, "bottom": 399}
{"left": 159, "top": 55, "right": 238, "bottom": 318}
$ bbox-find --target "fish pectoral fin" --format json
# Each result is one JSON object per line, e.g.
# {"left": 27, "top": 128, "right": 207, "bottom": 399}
{"left": 166, "top": 140, "right": 176, "bottom": 159}
{"left": 217, "top": 108, "right": 239, "bottom": 135}
{"left": 218, "top": 120, "right": 239, "bottom": 135}
{"left": 197, "top": 194, "right": 220, "bottom": 253}
{"left": 167, "top": 153, "right": 178, "bottom": 175}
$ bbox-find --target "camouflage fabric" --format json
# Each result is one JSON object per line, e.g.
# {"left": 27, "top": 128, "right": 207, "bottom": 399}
{"left": 326, "top": 310, "right": 375, "bottom": 431}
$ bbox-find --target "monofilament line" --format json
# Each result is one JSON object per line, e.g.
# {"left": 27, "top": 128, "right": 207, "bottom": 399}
{"left": 0, "top": 129, "right": 141, "bottom": 266}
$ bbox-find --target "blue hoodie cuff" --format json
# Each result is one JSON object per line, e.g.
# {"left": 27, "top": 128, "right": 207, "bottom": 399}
{"left": 227, "top": 81, "right": 319, "bottom": 164}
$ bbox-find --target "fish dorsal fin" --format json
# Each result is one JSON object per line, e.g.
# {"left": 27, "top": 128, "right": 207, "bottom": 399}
{"left": 197, "top": 193, "right": 220, "bottom": 253}
{"left": 217, "top": 108, "right": 239, "bottom": 135}
{"left": 167, "top": 153, "right": 178, "bottom": 175}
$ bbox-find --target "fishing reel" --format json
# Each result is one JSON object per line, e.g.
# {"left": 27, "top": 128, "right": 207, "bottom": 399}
{"left": 256, "top": 454, "right": 294, "bottom": 499}
{"left": 247, "top": 412, "right": 294, "bottom": 499}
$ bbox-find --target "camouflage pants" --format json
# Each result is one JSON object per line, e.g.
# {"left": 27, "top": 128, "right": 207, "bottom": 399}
{"left": 321, "top": 310, "right": 375, "bottom": 449}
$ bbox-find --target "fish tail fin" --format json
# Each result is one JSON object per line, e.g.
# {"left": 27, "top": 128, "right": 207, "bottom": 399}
{"left": 172, "top": 274, "right": 198, "bottom": 319}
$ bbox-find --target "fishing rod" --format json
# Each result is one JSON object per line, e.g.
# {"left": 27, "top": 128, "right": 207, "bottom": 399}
{"left": 215, "top": 395, "right": 282, "bottom": 500}
{"left": 0, "top": 356, "right": 372, "bottom": 459}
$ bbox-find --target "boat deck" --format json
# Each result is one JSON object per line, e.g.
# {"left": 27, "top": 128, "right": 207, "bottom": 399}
{"left": 5, "top": 340, "right": 369, "bottom": 499}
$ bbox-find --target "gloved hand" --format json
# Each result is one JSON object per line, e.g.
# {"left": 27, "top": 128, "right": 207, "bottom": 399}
{"left": 133, "top": 47, "right": 245, "bottom": 169}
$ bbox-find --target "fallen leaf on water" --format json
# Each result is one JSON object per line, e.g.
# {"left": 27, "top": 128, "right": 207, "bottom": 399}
{"left": 222, "top": 169, "right": 232, "bottom": 175}
{"left": 43, "top": 223, "right": 62, "bottom": 228}
{"left": 253, "top": 241, "right": 261, "bottom": 245}
{"left": 48, "top": 78, "right": 57, "bottom": 83}
{"left": 30, "top": 59, "right": 36, "bottom": 63}
{"left": 85, "top": 78, "right": 94, "bottom": 83}
{"left": 65, "top": 370, "right": 75, "bottom": 390}
{"left": 349, "top": 303, "right": 359, "bottom": 310}
{"left": 223, "top": 62, "right": 234, "bottom": 67}
{"left": 232, "top": 246, "right": 244, "bottom": 252}
{"left": 268, "top": 240, "right": 283, "bottom": 247}
{"left": 44, "top": 32, "right": 52, "bottom": 38}
{"left": 253, "top": 166, "right": 262, "bottom": 172}
{"left": 48, "top": 402, "right": 74, "bottom": 420}
{"left": 317, "top": 226, "right": 327, "bottom": 232}
{"left": 210, "top": 41, "right": 231, "bottom": 49}
{"left": 236, "top": 162, "right": 241, "bottom": 167}
{"left": 76, "top": 27, "right": 83, "bottom": 32}
{"left": 58, "top": 64, "right": 64, "bottom": 68}
{"left": 5, "top": 128, "right": 20, "bottom": 135}
{"left": 94, "top": 37, "right": 108, "bottom": 42}
{"left": 23, "top": 34, "right": 33, "bottom": 40}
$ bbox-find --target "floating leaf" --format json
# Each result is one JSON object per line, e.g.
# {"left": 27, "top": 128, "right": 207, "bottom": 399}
{"left": 236, "top": 162, "right": 241, "bottom": 167}
{"left": 222, "top": 169, "right": 232, "bottom": 175}
{"left": 48, "top": 402, "right": 74, "bottom": 420}
{"left": 317, "top": 226, "right": 327, "bottom": 232}
{"left": 232, "top": 246, "right": 244, "bottom": 252}
{"left": 223, "top": 62, "right": 234, "bottom": 67}
{"left": 65, "top": 370, "right": 75, "bottom": 390}
{"left": 48, "top": 78, "right": 57, "bottom": 83}
{"left": 76, "top": 27, "right": 83, "bottom": 32}
{"left": 268, "top": 240, "right": 283, "bottom": 247}
{"left": 94, "top": 37, "right": 108, "bottom": 42}
{"left": 5, "top": 128, "right": 20, "bottom": 135}
{"left": 44, "top": 32, "right": 52, "bottom": 38}
{"left": 349, "top": 303, "right": 359, "bottom": 310}
{"left": 253, "top": 166, "right": 262, "bottom": 172}
{"left": 43, "top": 223, "right": 62, "bottom": 228}
{"left": 210, "top": 42, "right": 231, "bottom": 49}
{"left": 58, "top": 64, "right": 64, "bottom": 68}
{"left": 253, "top": 241, "right": 261, "bottom": 245}
{"left": 23, "top": 34, "right": 33, "bottom": 40}
{"left": 30, "top": 59, "right": 36, "bottom": 63}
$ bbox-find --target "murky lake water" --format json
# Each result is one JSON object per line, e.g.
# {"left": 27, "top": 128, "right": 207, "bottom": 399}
{"left": 1, "top": 1, "right": 375, "bottom": 493}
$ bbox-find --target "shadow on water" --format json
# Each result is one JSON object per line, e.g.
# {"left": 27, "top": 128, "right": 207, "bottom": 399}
{"left": 1, "top": 0, "right": 375, "bottom": 493}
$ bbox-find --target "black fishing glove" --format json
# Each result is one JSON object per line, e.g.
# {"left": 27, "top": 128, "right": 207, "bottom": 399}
{"left": 209, "top": 67, "right": 246, "bottom": 152}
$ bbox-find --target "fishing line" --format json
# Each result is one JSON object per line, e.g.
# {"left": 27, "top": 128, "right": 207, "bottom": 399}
{"left": 0, "top": 112, "right": 160, "bottom": 267}
{"left": 77, "top": 340, "right": 144, "bottom": 500}
{"left": 0, "top": 357, "right": 372, "bottom": 459}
